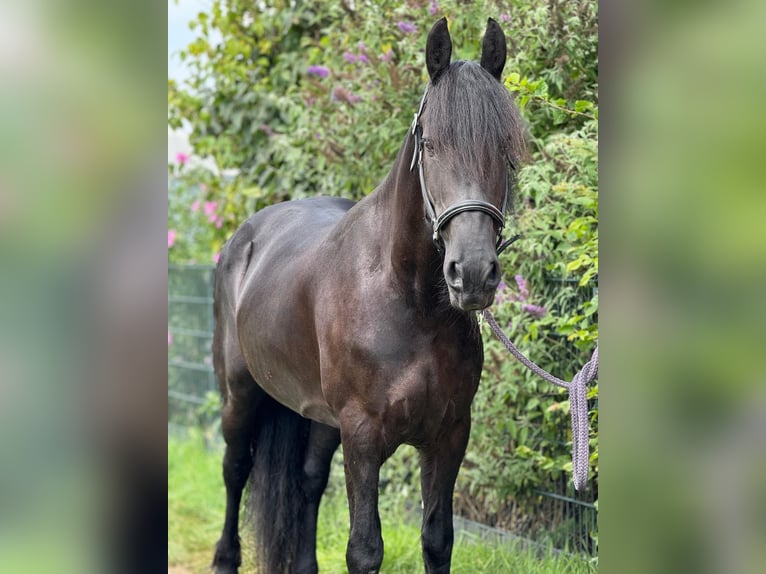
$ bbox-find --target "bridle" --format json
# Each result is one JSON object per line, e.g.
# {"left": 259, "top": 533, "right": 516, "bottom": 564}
{"left": 409, "top": 84, "right": 521, "bottom": 255}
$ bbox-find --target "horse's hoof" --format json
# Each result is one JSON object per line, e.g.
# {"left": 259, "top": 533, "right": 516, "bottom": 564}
{"left": 211, "top": 559, "right": 239, "bottom": 574}
{"left": 212, "top": 540, "right": 241, "bottom": 574}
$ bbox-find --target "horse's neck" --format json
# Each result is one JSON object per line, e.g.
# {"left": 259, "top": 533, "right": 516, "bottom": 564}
{"left": 372, "top": 132, "right": 442, "bottom": 298}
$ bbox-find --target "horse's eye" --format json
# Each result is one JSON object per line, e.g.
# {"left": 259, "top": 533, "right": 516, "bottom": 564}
{"left": 423, "top": 139, "right": 435, "bottom": 155}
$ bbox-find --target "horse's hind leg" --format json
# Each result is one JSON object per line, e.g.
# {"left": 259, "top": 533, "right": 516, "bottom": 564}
{"left": 295, "top": 422, "right": 341, "bottom": 574}
{"left": 212, "top": 365, "right": 264, "bottom": 574}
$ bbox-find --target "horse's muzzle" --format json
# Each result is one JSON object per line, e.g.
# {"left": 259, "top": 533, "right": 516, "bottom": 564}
{"left": 444, "top": 256, "right": 500, "bottom": 311}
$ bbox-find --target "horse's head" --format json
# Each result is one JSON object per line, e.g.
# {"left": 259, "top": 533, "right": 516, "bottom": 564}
{"left": 414, "top": 18, "right": 525, "bottom": 312}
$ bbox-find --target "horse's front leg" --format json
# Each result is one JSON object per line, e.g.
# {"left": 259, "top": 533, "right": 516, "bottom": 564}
{"left": 340, "top": 413, "right": 387, "bottom": 574}
{"left": 418, "top": 417, "right": 471, "bottom": 574}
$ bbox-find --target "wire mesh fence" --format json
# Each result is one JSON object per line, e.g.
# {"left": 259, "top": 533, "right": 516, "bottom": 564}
{"left": 168, "top": 264, "right": 218, "bottom": 436}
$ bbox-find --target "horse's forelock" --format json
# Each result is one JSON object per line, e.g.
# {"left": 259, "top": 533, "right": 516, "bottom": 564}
{"left": 425, "top": 61, "right": 526, "bottom": 180}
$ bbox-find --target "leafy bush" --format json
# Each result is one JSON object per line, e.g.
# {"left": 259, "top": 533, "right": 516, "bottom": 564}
{"left": 169, "top": 0, "right": 598, "bottom": 545}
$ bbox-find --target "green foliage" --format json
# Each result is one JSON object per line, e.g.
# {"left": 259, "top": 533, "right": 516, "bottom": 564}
{"left": 167, "top": 164, "right": 235, "bottom": 263}
{"left": 168, "top": 0, "right": 598, "bottom": 545}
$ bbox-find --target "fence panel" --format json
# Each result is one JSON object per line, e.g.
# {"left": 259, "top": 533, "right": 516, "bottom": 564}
{"left": 168, "top": 264, "right": 217, "bottom": 435}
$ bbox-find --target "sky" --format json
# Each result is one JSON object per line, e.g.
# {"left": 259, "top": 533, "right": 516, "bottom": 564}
{"left": 168, "top": 1, "right": 213, "bottom": 161}
{"left": 168, "top": 0, "right": 211, "bottom": 87}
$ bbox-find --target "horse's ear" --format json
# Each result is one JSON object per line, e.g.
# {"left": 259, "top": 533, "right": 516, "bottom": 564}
{"left": 426, "top": 18, "right": 452, "bottom": 82}
{"left": 480, "top": 17, "right": 506, "bottom": 81}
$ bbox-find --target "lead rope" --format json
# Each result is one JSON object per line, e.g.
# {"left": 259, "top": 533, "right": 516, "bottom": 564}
{"left": 480, "top": 309, "right": 599, "bottom": 491}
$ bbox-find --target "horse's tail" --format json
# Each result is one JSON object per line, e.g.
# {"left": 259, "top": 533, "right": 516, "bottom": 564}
{"left": 246, "top": 396, "right": 311, "bottom": 574}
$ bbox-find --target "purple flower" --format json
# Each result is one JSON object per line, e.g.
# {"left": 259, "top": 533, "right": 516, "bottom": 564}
{"left": 167, "top": 230, "right": 176, "bottom": 248}
{"left": 380, "top": 48, "right": 394, "bottom": 62}
{"left": 332, "top": 86, "right": 361, "bottom": 105}
{"left": 203, "top": 201, "right": 217, "bottom": 216}
{"left": 358, "top": 42, "right": 367, "bottom": 53}
{"left": 343, "top": 51, "right": 357, "bottom": 63}
{"left": 190, "top": 200, "right": 200, "bottom": 212}
{"left": 175, "top": 152, "right": 189, "bottom": 165}
{"left": 213, "top": 252, "right": 220, "bottom": 264}
{"left": 306, "top": 65, "right": 330, "bottom": 78}
{"left": 522, "top": 304, "right": 547, "bottom": 318}
{"left": 168, "top": 331, "right": 173, "bottom": 346}
{"left": 357, "top": 53, "right": 369, "bottom": 64}
{"left": 514, "top": 274, "right": 529, "bottom": 300}
{"left": 495, "top": 280, "right": 508, "bottom": 304}
{"left": 397, "top": 21, "right": 417, "bottom": 34}
{"left": 429, "top": 1, "right": 440, "bottom": 16}
{"left": 500, "top": 13, "right": 510, "bottom": 23}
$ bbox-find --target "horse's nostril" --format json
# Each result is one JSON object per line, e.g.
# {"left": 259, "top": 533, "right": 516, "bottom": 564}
{"left": 445, "top": 260, "right": 462, "bottom": 289}
{"left": 489, "top": 261, "right": 499, "bottom": 281}
{"left": 485, "top": 260, "right": 500, "bottom": 289}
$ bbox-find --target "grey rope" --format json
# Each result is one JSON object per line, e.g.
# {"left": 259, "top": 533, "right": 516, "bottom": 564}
{"left": 481, "top": 309, "right": 599, "bottom": 491}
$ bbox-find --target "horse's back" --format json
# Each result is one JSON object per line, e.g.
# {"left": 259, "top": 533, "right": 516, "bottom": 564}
{"left": 216, "top": 196, "right": 354, "bottom": 300}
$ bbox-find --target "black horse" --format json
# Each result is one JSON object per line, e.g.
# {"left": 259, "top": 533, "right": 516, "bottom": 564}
{"left": 211, "top": 18, "right": 525, "bottom": 574}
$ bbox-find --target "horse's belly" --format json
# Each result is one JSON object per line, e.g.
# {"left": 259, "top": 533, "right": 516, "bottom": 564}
{"left": 239, "top": 337, "right": 339, "bottom": 426}
{"left": 297, "top": 396, "right": 340, "bottom": 427}
{"left": 260, "top": 370, "right": 339, "bottom": 427}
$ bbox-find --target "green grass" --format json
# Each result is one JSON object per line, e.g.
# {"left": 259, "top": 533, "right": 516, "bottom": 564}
{"left": 168, "top": 435, "right": 595, "bottom": 573}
